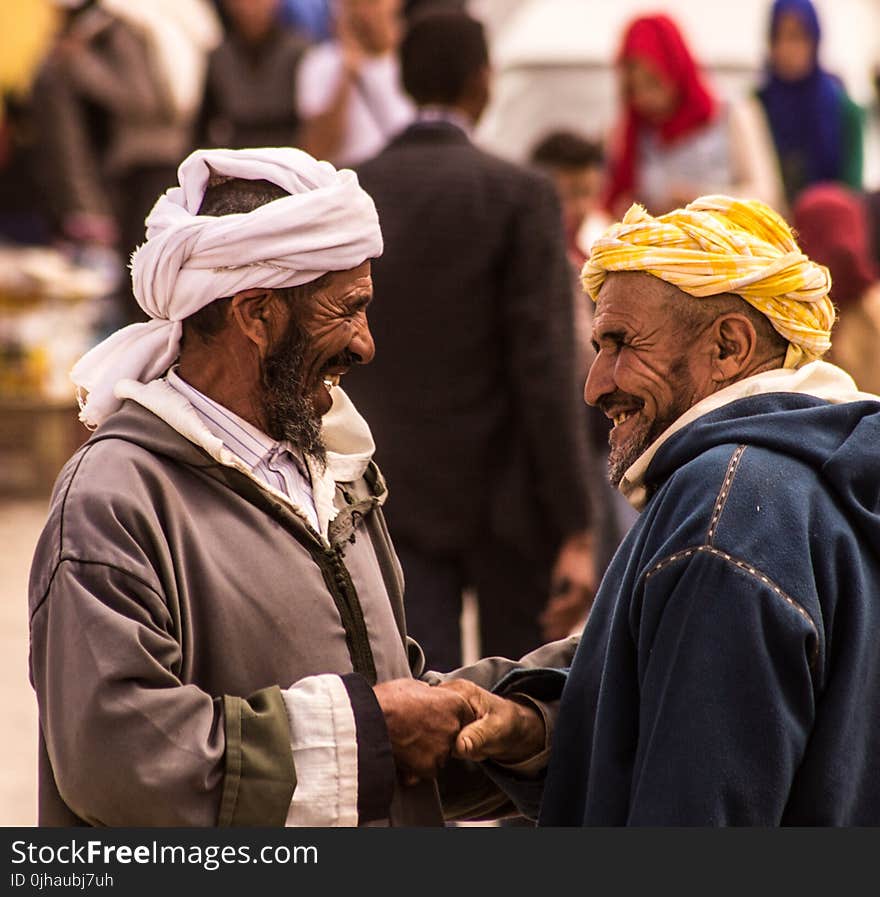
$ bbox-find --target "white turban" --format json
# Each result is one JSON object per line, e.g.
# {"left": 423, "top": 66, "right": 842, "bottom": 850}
{"left": 71, "top": 147, "right": 383, "bottom": 428}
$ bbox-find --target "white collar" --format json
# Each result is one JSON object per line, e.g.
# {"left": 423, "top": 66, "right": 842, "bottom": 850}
{"left": 166, "top": 366, "right": 301, "bottom": 467}
{"left": 620, "top": 361, "right": 880, "bottom": 511}
{"left": 416, "top": 106, "right": 473, "bottom": 137}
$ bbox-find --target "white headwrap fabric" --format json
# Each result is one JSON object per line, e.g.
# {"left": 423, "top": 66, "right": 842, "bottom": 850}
{"left": 71, "top": 147, "right": 384, "bottom": 428}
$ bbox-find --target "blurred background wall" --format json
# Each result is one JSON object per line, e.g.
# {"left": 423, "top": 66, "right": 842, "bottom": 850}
{"left": 473, "top": 0, "right": 880, "bottom": 162}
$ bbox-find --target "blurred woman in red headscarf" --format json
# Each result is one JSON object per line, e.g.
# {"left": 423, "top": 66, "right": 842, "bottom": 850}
{"left": 605, "top": 14, "right": 784, "bottom": 217}
{"left": 794, "top": 183, "right": 880, "bottom": 394}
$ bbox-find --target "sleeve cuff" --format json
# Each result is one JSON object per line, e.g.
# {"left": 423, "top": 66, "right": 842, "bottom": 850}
{"left": 340, "top": 673, "right": 396, "bottom": 824}
{"left": 491, "top": 666, "right": 569, "bottom": 702}
{"left": 281, "top": 674, "right": 396, "bottom": 826}
{"left": 219, "top": 687, "right": 297, "bottom": 826}
{"left": 280, "top": 673, "right": 369, "bottom": 826}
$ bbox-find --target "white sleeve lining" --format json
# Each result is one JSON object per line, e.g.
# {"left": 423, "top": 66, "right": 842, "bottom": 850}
{"left": 281, "top": 673, "right": 359, "bottom": 827}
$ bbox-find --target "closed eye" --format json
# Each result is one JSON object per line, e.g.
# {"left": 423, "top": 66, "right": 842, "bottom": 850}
{"left": 594, "top": 332, "right": 627, "bottom": 353}
{"left": 346, "top": 293, "right": 373, "bottom": 315}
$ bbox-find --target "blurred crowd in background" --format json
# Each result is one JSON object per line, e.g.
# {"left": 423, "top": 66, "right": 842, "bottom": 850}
{"left": 2, "top": 0, "right": 880, "bottom": 667}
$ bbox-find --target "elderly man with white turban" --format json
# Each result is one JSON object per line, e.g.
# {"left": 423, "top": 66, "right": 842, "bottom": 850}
{"left": 481, "top": 195, "right": 880, "bottom": 825}
{"left": 27, "top": 147, "right": 570, "bottom": 827}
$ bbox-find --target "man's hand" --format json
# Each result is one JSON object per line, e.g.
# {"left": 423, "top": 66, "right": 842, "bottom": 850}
{"left": 438, "top": 679, "right": 546, "bottom": 765}
{"left": 373, "top": 679, "right": 475, "bottom": 785}
{"left": 336, "top": 2, "right": 400, "bottom": 60}
{"left": 540, "top": 530, "right": 597, "bottom": 641}
{"left": 337, "top": 9, "right": 366, "bottom": 77}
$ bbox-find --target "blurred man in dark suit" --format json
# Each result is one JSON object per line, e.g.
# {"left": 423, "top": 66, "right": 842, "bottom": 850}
{"left": 350, "top": 9, "right": 595, "bottom": 671}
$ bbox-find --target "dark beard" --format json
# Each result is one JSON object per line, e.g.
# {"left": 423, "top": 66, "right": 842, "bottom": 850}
{"left": 261, "top": 316, "right": 327, "bottom": 466}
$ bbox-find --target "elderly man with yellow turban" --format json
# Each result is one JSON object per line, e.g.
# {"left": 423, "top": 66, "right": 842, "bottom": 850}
{"left": 27, "top": 147, "right": 570, "bottom": 828}
{"left": 518, "top": 195, "right": 880, "bottom": 824}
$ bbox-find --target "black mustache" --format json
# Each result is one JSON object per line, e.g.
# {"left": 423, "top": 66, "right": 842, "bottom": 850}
{"left": 322, "top": 350, "right": 361, "bottom": 370}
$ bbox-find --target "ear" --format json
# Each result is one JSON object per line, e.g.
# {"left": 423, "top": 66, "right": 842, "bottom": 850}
{"left": 229, "top": 288, "right": 287, "bottom": 356}
{"left": 709, "top": 314, "right": 758, "bottom": 383}
{"left": 461, "top": 65, "right": 491, "bottom": 120}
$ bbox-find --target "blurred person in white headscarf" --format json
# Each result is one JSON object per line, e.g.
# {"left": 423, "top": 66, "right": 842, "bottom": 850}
{"left": 30, "top": 0, "right": 222, "bottom": 323}
{"left": 27, "top": 146, "right": 575, "bottom": 828}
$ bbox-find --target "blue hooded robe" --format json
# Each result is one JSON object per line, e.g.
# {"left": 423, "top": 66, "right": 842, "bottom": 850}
{"left": 538, "top": 389, "right": 880, "bottom": 825}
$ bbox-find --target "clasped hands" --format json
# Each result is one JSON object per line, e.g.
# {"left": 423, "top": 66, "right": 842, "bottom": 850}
{"left": 372, "top": 678, "right": 546, "bottom": 786}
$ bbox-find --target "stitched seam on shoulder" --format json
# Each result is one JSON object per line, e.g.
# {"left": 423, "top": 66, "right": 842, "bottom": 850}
{"left": 644, "top": 544, "right": 820, "bottom": 669}
{"left": 57, "top": 445, "right": 92, "bottom": 566}
{"left": 707, "top": 445, "right": 747, "bottom": 545}
{"left": 30, "top": 562, "right": 62, "bottom": 624}
{"left": 31, "top": 442, "right": 112, "bottom": 620}
{"left": 29, "top": 558, "right": 166, "bottom": 622}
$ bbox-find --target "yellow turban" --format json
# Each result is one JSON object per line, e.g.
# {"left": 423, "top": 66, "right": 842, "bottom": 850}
{"left": 582, "top": 195, "right": 836, "bottom": 368}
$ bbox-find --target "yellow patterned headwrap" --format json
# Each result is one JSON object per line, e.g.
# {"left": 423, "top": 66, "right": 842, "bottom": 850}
{"left": 582, "top": 195, "right": 836, "bottom": 368}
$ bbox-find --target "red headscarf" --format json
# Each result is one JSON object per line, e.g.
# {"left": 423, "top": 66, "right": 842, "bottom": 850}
{"left": 604, "top": 14, "right": 717, "bottom": 212}
{"left": 793, "top": 183, "right": 878, "bottom": 309}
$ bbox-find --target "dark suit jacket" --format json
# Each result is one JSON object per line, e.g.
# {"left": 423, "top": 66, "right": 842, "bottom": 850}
{"left": 350, "top": 120, "right": 591, "bottom": 559}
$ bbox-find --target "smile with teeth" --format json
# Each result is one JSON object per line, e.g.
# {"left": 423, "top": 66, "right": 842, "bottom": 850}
{"left": 322, "top": 373, "right": 341, "bottom": 389}
{"left": 612, "top": 410, "right": 637, "bottom": 427}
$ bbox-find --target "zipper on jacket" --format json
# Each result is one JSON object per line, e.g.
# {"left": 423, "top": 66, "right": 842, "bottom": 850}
{"left": 198, "top": 461, "right": 380, "bottom": 684}
{"left": 316, "top": 544, "right": 377, "bottom": 684}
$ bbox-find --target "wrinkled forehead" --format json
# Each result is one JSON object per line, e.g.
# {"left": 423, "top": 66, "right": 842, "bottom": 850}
{"left": 336, "top": 260, "right": 374, "bottom": 298}
{"left": 594, "top": 270, "right": 682, "bottom": 317}
{"left": 297, "top": 261, "right": 373, "bottom": 311}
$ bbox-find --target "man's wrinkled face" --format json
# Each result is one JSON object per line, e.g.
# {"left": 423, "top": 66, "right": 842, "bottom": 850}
{"left": 585, "top": 272, "right": 713, "bottom": 487}
{"left": 261, "top": 261, "right": 374, "bottom": 460}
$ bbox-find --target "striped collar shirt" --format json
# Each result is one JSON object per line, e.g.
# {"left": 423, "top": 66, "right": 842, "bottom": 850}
{"left": 166, "top": 367, "right": 320, "bottom": 533}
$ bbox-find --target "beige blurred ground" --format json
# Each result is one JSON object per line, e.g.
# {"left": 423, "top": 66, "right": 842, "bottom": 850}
{"left": 0, "top": 498, "right": 46, "bottom": 826}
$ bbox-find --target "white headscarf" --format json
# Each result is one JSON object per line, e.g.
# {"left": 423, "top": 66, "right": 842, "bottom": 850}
{"left": 71, "top": 147, "right": 383, "bottom": 428}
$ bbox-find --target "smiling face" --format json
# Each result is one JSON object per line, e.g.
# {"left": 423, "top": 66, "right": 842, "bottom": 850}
{"left": 292, "top": 260, "right": 375, "bottom": 415}
{"left": 260, "top": 261, "right": 375, "bottom": 458}
{"left": 585, "top": 272, "right": 716, "bottom": 486}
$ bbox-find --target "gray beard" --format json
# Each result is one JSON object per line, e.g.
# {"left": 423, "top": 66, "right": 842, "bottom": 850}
{"left": 261, "top": 321, "right": 327, "bottom": 467}
{"left": 607, "top": 414, "right": 653, "bottom": 488}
